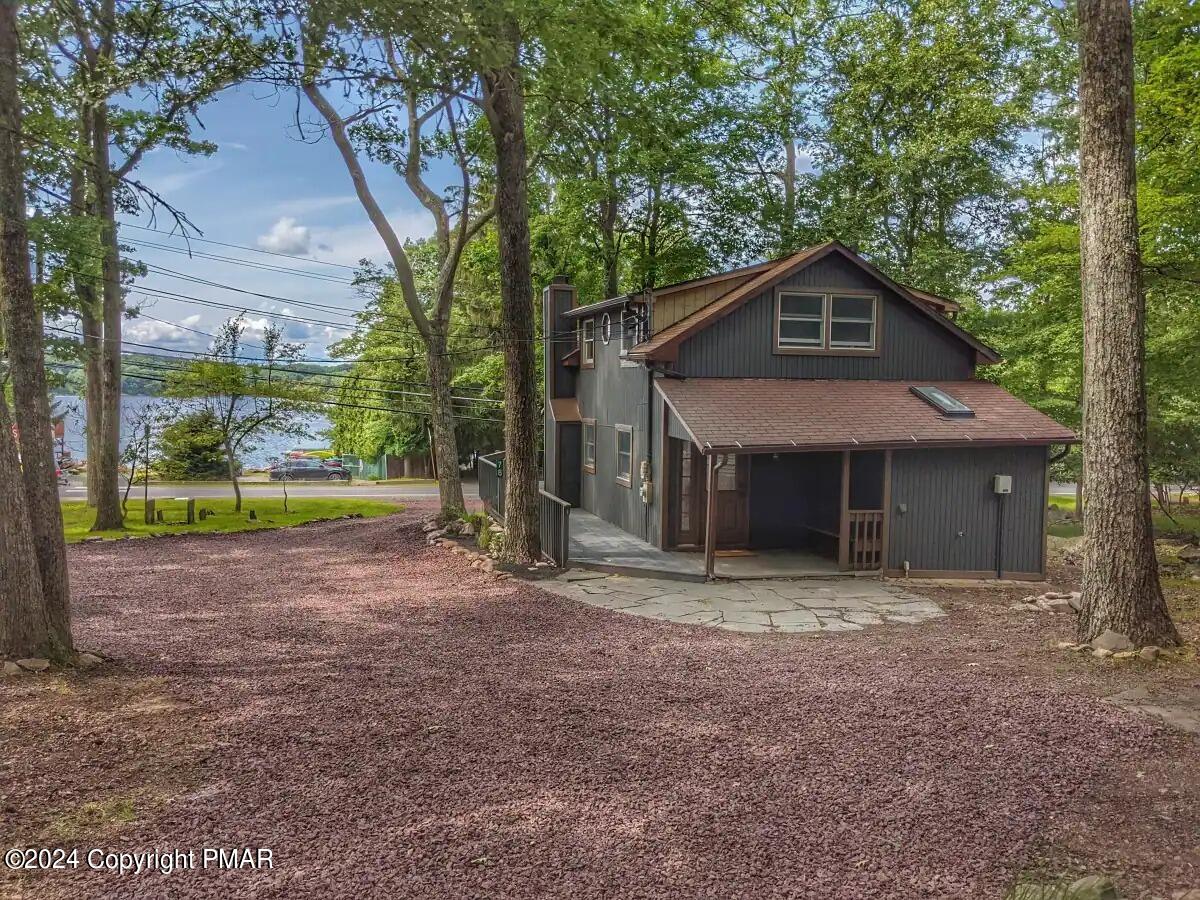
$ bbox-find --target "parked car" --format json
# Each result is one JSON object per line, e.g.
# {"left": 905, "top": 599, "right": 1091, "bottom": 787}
{"left": 268, "top": 458, "right": 351, "bottom": 481}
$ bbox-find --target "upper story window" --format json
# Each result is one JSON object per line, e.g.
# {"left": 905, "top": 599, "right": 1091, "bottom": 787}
{"left": 620, "top": 305, "right": 644, "bottom": 358}
{"left": 600, "top": 313, "right": 612, "bottom": 344}
{"left": 775, "top": 289, "right": 878, "bottom": 354}
{"left": 581, "top": 318, "right": 596, "bottom": 367}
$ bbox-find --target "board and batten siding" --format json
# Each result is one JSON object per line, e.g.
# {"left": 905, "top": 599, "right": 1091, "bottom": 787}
{"left": 887, "top": 445, "right": 1048, "bottom": 577}
{"left": 674, "top": 255, "right": 976, "bottom": 380}
{"left": 575, "top": 320, "right": 661, "bottom": 544}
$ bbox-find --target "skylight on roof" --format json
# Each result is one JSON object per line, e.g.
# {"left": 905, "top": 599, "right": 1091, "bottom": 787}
{"left": 911, "top": 385, "right": 974, "bottom": 417}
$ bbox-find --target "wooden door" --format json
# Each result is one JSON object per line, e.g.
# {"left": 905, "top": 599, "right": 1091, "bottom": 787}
{"left": 669, "top": 439, "right": 704, "bottom": 547}
{"left": 714, "top": 454, "right": 749, "bottom": 548}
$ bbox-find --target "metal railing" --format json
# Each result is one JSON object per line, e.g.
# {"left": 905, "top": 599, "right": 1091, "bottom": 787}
{"left": 848, "top": 509, "right": 884, "bottom": 571}
{"left": 539, "top": 490, "right": 571, "bottom": 566}
{"left": 478, "top": 451, "right": 505, "bottom": 520}
{"left": 476, "top": 451, "right": 570, "bottom": 566}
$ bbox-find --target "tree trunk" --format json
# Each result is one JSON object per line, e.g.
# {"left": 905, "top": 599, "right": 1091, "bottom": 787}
{"left": 0, "top": 393, "right": 50, "bottom": 660}
{"left": 69, "top": 110, "right": 103, "bottom": 508}
{"left": 426, "top": 328, "right": 466, "bottom": 517}
{"left": 88, "top": 98, "right": 124, "bottom": 531}
{"left": 482, "top": 35, "right": 541, "bottom": 564}
{"left": 601, "top": 178, "right": 620, "bottom": 299}
{"left": 1076, "top": 0, "right": 1179, "bottom": 646}
{"left": 0, "top": 0, "right": 72, "bottom": 657}
{"left": 781, "top": 136, "right": 797, "bottom": 253}
{"left": 224, "top": 438, "right": 242, "bottom": 513}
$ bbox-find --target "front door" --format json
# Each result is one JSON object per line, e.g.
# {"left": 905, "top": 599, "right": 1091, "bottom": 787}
{"left": 713, "top": 454, "right": 749, "bottom": 548}
{"left": 669, "top": 439, "right": 704, "bottom": 547}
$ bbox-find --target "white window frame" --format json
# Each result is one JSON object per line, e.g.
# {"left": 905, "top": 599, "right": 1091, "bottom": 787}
{"left": 581, "top": 318, "right": 596, "bottom": 367}
{"left": 614, "top": 425, "right": 633, "bottom": 487}
{"left": 582, "top": 420, "right": 597, "bottom": 473}
{"left": 774, "top": 288, "right": 879, "bottom": 355}
{"left": 620, "top": 305, "right": 643, "bottom": 364}
{"left": 776, "top": 291, "right": 825, "bottom": 349}
{"left": 829, "top": 294, "right": 877, "bottom": 349}
{"left": 600, "top": 313, "right": 611, "bottom": 344}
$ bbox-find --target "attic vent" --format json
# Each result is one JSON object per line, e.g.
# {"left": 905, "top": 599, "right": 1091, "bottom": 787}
{"left": 911, "top": 385, "right": 974, "bottom": 417}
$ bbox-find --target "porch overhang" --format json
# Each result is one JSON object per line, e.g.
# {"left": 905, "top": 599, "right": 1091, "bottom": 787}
{"left": 655, "top": 378, "right": 1078, "bottom": 454}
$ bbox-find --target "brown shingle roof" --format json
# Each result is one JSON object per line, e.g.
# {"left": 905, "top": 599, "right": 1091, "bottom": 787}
{"left": 656, "top": 379, "right": 1076, "bottom": 452}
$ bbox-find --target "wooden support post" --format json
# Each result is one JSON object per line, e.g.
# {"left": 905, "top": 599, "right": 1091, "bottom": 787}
{"left": 144, "top": 498, "right": 155, "bottom": 525}
{"left": 838, "top": 451, "right": 851, "bottom": 570}
{"left": 703, "top": 453, "right": 719, "bottom": 581}
{"left": 880, "top": 450, "right": 893, "bottom": 572}
{"left": 185, "top": 497, "right": 195, "bottom": 525}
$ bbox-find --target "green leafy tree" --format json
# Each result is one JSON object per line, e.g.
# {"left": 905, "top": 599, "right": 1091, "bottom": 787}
{"left": 155, "top": 410, "right": 229, "bottom": 483}
{"left": 167, "top": 318, "right": 317, "bottom": 511}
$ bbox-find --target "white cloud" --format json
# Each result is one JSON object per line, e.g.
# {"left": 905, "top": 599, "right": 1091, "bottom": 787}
{"left": 256, "top": 216, "right": 311, "bottom": 255}
{"left": 123, "top": 316, "right": 205, "bottom": 350}
{"left": 309, "top": 210, "right": 432, "bottom": 267}
{"left": 152, "top": 161, "right": 223, "bottom": 196}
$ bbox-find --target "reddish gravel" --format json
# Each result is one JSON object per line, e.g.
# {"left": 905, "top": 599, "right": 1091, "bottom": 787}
{"left": 2, "top": 506, "right": 1197, "bottom": 899}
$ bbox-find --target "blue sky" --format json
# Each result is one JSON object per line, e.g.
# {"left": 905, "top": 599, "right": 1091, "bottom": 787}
{"left": 120, "top": 84, "right": 440, "bottom": 359}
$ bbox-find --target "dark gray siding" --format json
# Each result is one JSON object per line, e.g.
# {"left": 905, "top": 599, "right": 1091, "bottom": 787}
{"left": 675, "top": 255, "right": 976, "bottom": 380}
{"left": 575, "top": 320, "right": 662, "bottom": 543}
{"left": 558, "top": 423, "right": 581, "bottom": 506}
{"left": 888, "top": 446, "right": 1048, "bottom": 575}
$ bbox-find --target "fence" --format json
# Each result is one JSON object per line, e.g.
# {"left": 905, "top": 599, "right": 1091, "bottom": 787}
{"left": 476, "top": 451, "right": 571, "bottom": 566}
{"left": 847, "top": 509, "right": 885, "bottom": 571}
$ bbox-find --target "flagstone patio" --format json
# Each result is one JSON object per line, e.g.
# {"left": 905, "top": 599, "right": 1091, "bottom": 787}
{"left": 541, "top": 569, "right": 946, "bottom": 633}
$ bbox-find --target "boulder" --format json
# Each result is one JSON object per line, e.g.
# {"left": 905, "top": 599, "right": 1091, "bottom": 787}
{"left": 16, "top": 657, "right": 50, "bottom": 672}
{"left": 76, "top": 652, "right": 104, "bottom": 670}
{"left": 1139, "top": 646, "right": 1160, "bottom": 662}
{"left": 1091, "top": 629, "right": 1134, "bottom": 652}
{"left": 2, "top": 661, "right": 23, "bottom": 676}
{"left": 1111, "top": 650, "right": 1139, "bottom": 661}
{"left": 1178, "top": 544, "right": 1200, "bottom": 563}
{"left": 1092, "top": 647, "right": 1113, "bottom": 659}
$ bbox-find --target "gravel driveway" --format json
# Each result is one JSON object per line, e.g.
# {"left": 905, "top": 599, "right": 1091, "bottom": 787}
{"left": 3, "top": 507, "right": 1197, "bottom": 899}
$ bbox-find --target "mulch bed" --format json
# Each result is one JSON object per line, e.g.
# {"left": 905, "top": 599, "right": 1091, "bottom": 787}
{"left": 1, "top": 505, "right": 1197, "bottom": 899}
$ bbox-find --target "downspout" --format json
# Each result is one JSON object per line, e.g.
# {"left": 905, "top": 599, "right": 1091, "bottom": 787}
{"left": 643, "top": 364, "right": 654, "bottom": 537}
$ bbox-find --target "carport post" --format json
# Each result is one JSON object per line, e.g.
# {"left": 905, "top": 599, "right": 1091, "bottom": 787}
{"left": 703, "top": 453, "right": 725, "bottom": 580}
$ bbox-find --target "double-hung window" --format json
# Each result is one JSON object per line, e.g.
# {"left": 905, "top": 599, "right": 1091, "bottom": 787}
{"left": 829, "top": 295, "right": 876, "bottom": 348}
{"left": 620, "top": 306, "right": 643, "bottom": 357}
{"left": 581, "top": 319, "right": 596, "bottom": 366}
{"left": 582, "top": 420, "right": 597, "bottom": 472}
{"left": 776, "top": 292, "right": 825, "bottom": 348}
{"left": 775, "top": 289, "right": 878, "bottom": 353}
{"left": 615, "top": 425, "right": 633, "bottom": 486}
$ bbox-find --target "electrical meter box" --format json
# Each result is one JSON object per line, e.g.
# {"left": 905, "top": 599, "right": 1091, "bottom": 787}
{"left": 992, "top": 474, "right": 1013, "bottom": 495}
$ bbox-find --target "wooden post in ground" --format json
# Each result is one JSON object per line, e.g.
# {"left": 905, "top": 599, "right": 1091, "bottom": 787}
{"left": 184, "top": 498, "right": 195, "bottom": 525}
{"left": 838, "top": 451, "right": 851, "bottom": 570}
{"left": 144, "top": 498, "right": 155, "bottom": 525}
{"left": 704, "top": 453, "right": 724, "bottom": 581}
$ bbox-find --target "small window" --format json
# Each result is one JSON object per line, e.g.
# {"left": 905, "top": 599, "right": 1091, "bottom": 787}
{"left": 911, "top": 385, "right": 974, "bottom": 417}
{"left": 829, "top": 295, "right": 876, "bottom": 349}
{"left": 777, "top": 292, "right": 824, "bottom": 348}
{"left": 615, "top": 425, "right": 633, "bottom": 486}
{"left": 620, "top": 307, "right": 642, "bottom": 356}
{"left": 583, "top": 420, "right": 596, "bottom": 472}
{"left": 581, "top": 319, "right": 595, "bottom": 366}
{"left": 600, "top": 313, "right": 611, "bottom": 344}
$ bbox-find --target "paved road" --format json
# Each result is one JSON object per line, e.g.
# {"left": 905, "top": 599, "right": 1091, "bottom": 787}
{"left": 57, "top": 478, "right": 478, "bottom": 502}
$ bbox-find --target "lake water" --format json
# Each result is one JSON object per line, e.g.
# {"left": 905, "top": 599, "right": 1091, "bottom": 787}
{"left": 52, "top": 395, "right": 332, "bottom": 468}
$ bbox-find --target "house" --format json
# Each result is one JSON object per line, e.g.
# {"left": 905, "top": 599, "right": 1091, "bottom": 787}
{"left": 541, "top": 241, "right": 1076, "bottom": 581}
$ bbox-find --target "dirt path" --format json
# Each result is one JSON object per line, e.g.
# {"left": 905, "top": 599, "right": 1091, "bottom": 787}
{"left": 2, "top": 508, "right": 1197, "bottom": 899}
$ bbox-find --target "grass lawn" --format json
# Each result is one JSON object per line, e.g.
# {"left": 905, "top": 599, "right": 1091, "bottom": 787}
{"left": 61, "top": 497, "right": 400, "bottom": 543}
{"left": 1047, "top": 495, "right": 1200, "bottom": 539}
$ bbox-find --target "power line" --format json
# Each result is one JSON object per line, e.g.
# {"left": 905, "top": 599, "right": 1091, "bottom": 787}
{"left": 121, "top": 222, "right": 360, "bottom": 271}
{"left": 45, "top": 325, "right": 502, "bottom": 401}
{"left": 131, "top": 239, "right": 356, "bottom": 285}
{"left": 44, "top": 363, "right": 505, "bottom": 423}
